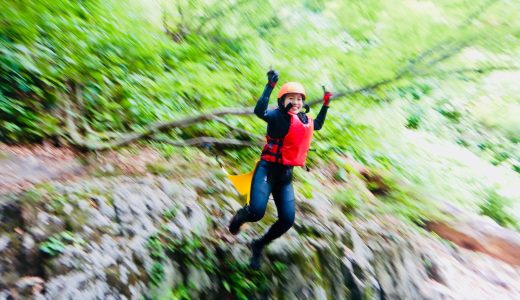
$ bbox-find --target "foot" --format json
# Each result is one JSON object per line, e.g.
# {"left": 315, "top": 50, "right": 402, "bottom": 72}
{"left": 249, "top": 239, "right": 264, "bottom": 270}
{"left": 228, "top": 208, "right": 248, "bottom": 235}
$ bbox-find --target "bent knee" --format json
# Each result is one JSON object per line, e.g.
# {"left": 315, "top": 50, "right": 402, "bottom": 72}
{"left": 247, "top": 206, "right": 266, "bottom": 222}
{"left": 279, "top": 213, "right": 295, "bottom": 229}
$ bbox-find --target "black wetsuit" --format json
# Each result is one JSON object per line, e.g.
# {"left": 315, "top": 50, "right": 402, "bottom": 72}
{"left": 245, "top": 84, "right": 329, "bottom": 246}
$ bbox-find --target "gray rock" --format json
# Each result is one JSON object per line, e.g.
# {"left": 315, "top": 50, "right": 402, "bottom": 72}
{"left": 93, "top": 195, "right": 116, "bottom": 219}
{"left": 0, "top": 235, "right": 9, "bottom": 251}
{"left": 30, "top": 211, "right": 64, "bottom": 241}
{"left": 3, "top": 175, "right": 520, "bottom": 300}
{"left": 63, "top": 203, "right": 73, "bottom": 215}
{"left": 14, "top": 276, "right": 45, "bottom": 299}
{"left": 188, "top": 265, "right": 213, "bottom": 292}
{"left": 0, "top": 291, "right": 10, "bottom": 300}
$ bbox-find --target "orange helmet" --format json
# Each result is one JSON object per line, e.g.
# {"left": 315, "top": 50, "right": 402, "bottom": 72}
{"left": 277, "top": 82, "right": 306, "bottom": 100}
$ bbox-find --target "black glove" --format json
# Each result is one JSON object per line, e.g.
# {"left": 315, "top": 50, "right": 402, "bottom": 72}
{"left": 281, "top": 102, "right": 293, "bottom": 113}
{"left": 267, "top": 69, "right": 279, "bottom": 88}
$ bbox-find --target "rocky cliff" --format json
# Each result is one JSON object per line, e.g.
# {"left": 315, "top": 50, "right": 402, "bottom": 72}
{"left": 1, "top": 168, "right": 519, "bottom": 300}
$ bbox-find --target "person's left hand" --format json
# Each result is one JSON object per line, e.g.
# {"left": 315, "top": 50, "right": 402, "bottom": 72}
{"left": 322, "top": 86, "right": 332, "bottom": 106}
{"left": 267, "top": 69, "right": 279, "bottom": 88}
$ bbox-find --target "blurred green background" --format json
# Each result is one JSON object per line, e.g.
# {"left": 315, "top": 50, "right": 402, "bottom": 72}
{"left": 1, "top": 0, "right": 519, "bottom": 228}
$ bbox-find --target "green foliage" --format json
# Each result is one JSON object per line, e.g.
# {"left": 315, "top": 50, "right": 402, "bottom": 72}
{"left": 491, "top": 151, "right": 510, "bottom": 166}
{"left": 221, "top": 258, "right": 264, "bottom": 300}
{"left": 405, "top": 114, "right": 421, "bottom": 129}
{"left": 146, "top": 162, "right": 174, "bottom": 176}
{"left": 311, "top": 104, "right": 380, "bottom": 166}
{"left": 0, "top": 0, "right": 261, "bottom": 141}
{"left": 144, "top": 213, "right": 279, "bottom": 299}
{"left": 396, "top": 83, "right": 432, "bottom": 101}
{"left": 170, "top": 283, "right": 192, "bottom": 300}
{"left": 334, "top": 168, "right": 349, "bottom": 182}
{"left": 39, "top": 231, "right": 85, "bottom": 256}
{"left": 2, "top": 0, "right": 518, "bottom": 146}
{"left": 369, "top": 171, "right": 443, "bottom": 225}
{"left": 332, "top": 189, "right": 360, "bottom": 215}
{"left": 162, "top": 207, "right": 178, "bottom": 221}
{"left": 436, "top": 105, "right": 462, "bottom": 123}
{"left": 155, "top": 143, "right": 178, "bottom": 159}
{"left": 40, "top": 237, "right": 65, "bottom": 257}
{"left": 479, "top": 189, "right": 519, "bottom": 231}
{"left": 145, "top": 234, "right": 168, "bottom": 288}
{"left": 149, "top": 262, "right": 165, "bottom": 287}
{"left": 299, "top": 181, "right": 314, "bottom": 199}
{"left": 147, "top": 234, "right": 167, "bottom": 261}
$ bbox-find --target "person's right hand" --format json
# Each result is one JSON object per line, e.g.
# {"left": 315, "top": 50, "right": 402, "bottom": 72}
{"left": 267, "top": 69, "right": 279, "bottom": 87}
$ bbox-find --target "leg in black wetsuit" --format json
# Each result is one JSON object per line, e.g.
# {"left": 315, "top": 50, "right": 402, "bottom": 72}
{"left": 228, "top": 160, "right": 295, "bottom": 269}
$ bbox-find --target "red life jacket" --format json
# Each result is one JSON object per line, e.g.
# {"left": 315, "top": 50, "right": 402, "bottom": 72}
{"left": 261, "top": 113, "right": 314, "bottom": 166}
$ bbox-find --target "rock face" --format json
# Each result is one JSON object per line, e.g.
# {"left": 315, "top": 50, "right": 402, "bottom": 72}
{"left": 1, "top": 175, "right": 519, "bottom": 300}
{"left": 426, "top": 202, "right": 520, "bottom": 267}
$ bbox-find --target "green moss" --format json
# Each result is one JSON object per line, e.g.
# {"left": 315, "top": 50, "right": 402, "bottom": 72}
{"left": 64, "top": 210, "right": 89, "bottom": 231}
{"left": 39, "top": 231, "right": 85, "bottom": 256}
{"left": 47, "top": 193, "right": 68, "bottom": 215}
{"left": 162, "top": 206, "right": 178, "bottom": 221}
{"left": 19, "top": 189, "right": 44, "bottom": 205}
{"left": 146, "top": 162, "right": 174, "bottom": 176}
{"left": 145, "top": 220, "right": 277, "bottom": 299}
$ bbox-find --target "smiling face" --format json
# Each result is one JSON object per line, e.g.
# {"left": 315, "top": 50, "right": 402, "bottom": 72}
{"left": 283, "top": 93, "right": 304, "bottom": 114}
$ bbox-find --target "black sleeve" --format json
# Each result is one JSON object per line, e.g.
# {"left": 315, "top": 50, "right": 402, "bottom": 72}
{"left": 254, "top": 84, "right": 276, "bottom": 122}
{"left": 313, "top": 105, "right": 329, "bottom": 131}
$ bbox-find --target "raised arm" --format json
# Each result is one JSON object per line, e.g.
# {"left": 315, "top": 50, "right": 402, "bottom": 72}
{"left": 313, "top": 89, "right": 332, "bottom": 131}
{"left": 254, "top": 70, "right": 279, "bottom": 122}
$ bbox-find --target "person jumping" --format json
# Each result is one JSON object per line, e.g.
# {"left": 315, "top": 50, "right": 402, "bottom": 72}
{"left": 228, "top": 69, "right": 331, "bottom": 270}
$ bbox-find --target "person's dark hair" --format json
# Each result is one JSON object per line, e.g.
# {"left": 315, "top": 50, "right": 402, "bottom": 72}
{"left": 277, "top": 95, "right": 286, "bottom": 109}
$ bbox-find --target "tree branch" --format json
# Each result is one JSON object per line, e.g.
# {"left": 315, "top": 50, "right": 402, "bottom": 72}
{"left": 65, "top": 99, "right": 257, "bottom": 150}
{"left": 63, "top": 91, "right": 103, "bottom": 151}
{"left": 214, "top": 117, "right": 264, "bottom": 141}
{"left": 307, "top": 76, "right": 401, "bottom": 107}
{"left": 418, "top": 65, "right": 520, "bottom": 77}
{"left": 459, "top": 0, "right": 499, "bottom": 29}
{"left": 151, "top": 136, "right": 262, "bottom": 148}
